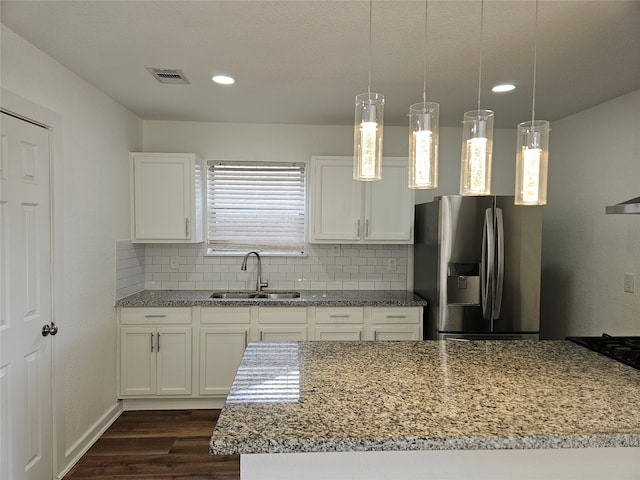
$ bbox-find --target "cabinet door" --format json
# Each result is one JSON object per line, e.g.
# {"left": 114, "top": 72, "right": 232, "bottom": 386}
{"left": 259, "top": 326, "right": 308, "bottom": 341}
{"left": 120, "top": 327, "right": 156, "bottom": 396}
{"left": 311, "top": 157, "right": 362, "bottom": 242}
{"left": 156, "top": 327, "right": 192, "bottom": 395}
{"left": 131, "top": 153, "right": 192, "bottom": 241}
{"left": 364, "top": 159, "right": 414, "bottom": 242}
{"left": 314, "top": 326, "right": 363, "bottom": 341}
{"left": 199, "top": 327, "right": 248, "bottom": 396}
{"left": 371, "top": 325, "right": 421, "bottom": 341}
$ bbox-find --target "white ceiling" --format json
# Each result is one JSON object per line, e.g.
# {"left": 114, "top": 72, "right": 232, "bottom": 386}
{"left": 2, "top": 0, "right": 639, "bottom": 128}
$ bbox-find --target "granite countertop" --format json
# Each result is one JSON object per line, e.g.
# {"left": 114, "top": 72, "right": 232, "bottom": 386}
{"left": 210, "top": 340, "right": 640, "bottom": 455}
{"left": 115, "top": 289, "right": 427, "bottom": 307}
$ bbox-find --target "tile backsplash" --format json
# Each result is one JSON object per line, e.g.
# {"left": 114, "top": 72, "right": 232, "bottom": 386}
{"left": 115, "top": 240, "right": 146, "bottom": 299}
{"left": 116, "top": 242, "right": 409, "bottom": 294}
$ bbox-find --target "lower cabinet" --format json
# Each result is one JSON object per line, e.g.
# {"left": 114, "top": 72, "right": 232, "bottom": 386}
{"left": 199, "top": 307, "right": 251, "bottom": 396}
{"left": 366, "top": 307, "right": 422, "bottom": 340}
{"left": 118, "top": 304, "right": 423, "bottom": 405}
{"left": 120, "top": 326, "right": 192, "bottom": 396}
{"left": 258, "top": 307, "right": 308, "bottom": 341}
{"left": 199, "top": 327, "right": 248, "bottom": 395}
{"left": 313, "top": 307, "right": 364, "bottom": 341}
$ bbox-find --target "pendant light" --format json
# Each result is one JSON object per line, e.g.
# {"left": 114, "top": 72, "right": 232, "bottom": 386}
{"left": 460, "top": 0, "right": 494, "bottom": 196}
{"left": 354, "top": 0, "right": 384, "bottom": 181}
{"left": 408, "top": 0, "right": 439, "bottom": 190}
{"left": 515, "top": 0, "right": 550, "bottom": 206}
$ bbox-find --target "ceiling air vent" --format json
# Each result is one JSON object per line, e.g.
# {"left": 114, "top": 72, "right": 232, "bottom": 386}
{"left": 146, "top": 67, "right": 190, "bottom": 84}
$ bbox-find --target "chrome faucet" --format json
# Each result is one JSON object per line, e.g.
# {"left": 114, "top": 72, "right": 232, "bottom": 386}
{"left": 241, "top": 251, "right": 268, "bottom": 292}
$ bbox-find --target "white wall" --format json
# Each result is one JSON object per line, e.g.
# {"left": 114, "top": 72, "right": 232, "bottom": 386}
{"left": 541, "top": 90, "right": 640, "bottom": 338}
{"left": 1, "top": 25, "right": 142, "bottom": 476}
{"left": 142, "top": 120, "right": 518, "bottom": 204}
{"left": 142, "top": 120, "right": 517, "bottom": 290}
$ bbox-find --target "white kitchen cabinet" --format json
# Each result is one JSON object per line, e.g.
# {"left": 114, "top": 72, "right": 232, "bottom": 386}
{"left": 310, "top": 156, "right": 414, "bottom": 244}
{"left": 364, "top": 307, "right": 422, "bottom": 341}
{"left": 258, "top": 307, "right": 308, "bottom": 341}
{"left": 116, "top": 303, "right": 423, "bottom": 408}
{"left": 199, "top": 307, "right": 251, "bottom": 396}
{"left": 313, "top": 307, "right": 364, "bottom": 341}
{"left": 120, "top": 326, "right": 192, "bottom": 396}
{"left": 199, "top": 327, "right": 249, "bottom": 395}
{"left": 129, "top": 152, "right": 204, "bottom": 243}
{"left": 119, "top": 307, "right": 193, "bottom": 397}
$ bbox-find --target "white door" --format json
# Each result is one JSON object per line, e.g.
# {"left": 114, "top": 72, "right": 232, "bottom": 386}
{"left": 311, "top": 158, "right": 362, "bottom": 241}
{"left": 0, "top": 112, "right": 54, "bottom": 480}
{"left": 132, "top": 154, "right": 191, "bottom": 240}
{"left": 119, "top": 327, "right": 156, "bottom": 396}
{"left": 199, "top": 327, "right": 248, "bottom": 396}
{"left": 156, "top": 327, "right": 192, "bottom": 395}
{"left": 364, "top": 159, "right": 413, "bottom": 242}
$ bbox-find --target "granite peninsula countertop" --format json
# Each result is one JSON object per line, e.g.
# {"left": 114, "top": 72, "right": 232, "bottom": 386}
{"left": 210, "top": 340, "right": 640, "bottom": 455}
{"left": 115, "top": 289, "right": 427, "bottom": 307}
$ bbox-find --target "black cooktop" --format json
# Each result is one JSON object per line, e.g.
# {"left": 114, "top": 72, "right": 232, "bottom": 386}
{"left": 567, "top": 334, "right": 640, "bottom": 370}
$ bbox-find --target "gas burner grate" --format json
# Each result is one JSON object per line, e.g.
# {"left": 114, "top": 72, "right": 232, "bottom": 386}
{"left": 567, "top": 334, "right": 640, "bottom": 370}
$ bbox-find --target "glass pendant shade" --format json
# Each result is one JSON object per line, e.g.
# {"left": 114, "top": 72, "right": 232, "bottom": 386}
{"left": 515, "top": 120, "right": 549, "bottom": 205}
{"left": 460, "top": 109, "right": 494, "bottom": 196}
{"left": 354, "top": 92, "right": 384, "bottom": 181}
{"left": 408, "top": 102, "right": 439, "bottom": 189}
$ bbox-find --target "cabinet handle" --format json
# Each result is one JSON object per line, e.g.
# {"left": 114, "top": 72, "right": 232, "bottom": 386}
{"left": 260, "top": 331, "right": 263, "bottom": 341}
{"left": 185, "top": 218, "right": 190, "bottom": 237}
{"left": 329, "top": 314, "right": 350, "bottom": 318}
{"left": 386, "top": 315, "right": 407, "bottom": 319}
{"left": 374, "top": 330, "right": 378, "bottom": 341}
{"left": 150, "top": 332, "right": 154, "bottom": 352}
{"left": 144, "top": 314, "right": 166, "bottom": 318}
{"left": 365, "top": 219, "right": 369, "bottom": 237}
{"left": 244, "top": 331, "right": 248, "bottom": 347}
{"left": 157, "top": 332, "right": 161, "bottom": 352}
{"left": 356, "top": 219, "right": 361, "bottom": 239}
{"left": 358, "top": 331, "right": 362, "bottom": 341}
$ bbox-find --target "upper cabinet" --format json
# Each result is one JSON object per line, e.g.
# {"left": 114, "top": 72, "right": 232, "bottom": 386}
{"left": 310, "top": 156, "right": 414, "bottom": 244}
{"left": 130, "top": 153, "right": 204, "bottom": 243}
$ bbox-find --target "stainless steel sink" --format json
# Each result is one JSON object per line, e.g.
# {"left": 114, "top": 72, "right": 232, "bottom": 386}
{"left": 210, "top": 291, "right": 301, "bottom": 299}
{"left": 257, "top": 291, "right": 301, "bottom": 299}
{"left": 210, "top": 292, "right": 261, "bottom": 299}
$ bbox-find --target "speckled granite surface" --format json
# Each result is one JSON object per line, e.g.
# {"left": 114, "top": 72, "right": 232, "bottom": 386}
{"left": 210, "top": 340, "right": 640, "bottom": 455}
{"left": 115, "top": 289, "right": 427, "bottom": 307}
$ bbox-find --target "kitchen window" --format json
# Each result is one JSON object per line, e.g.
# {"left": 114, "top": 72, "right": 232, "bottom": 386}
{"left": 206, "top": 161, "right": 306, "bottom": 255}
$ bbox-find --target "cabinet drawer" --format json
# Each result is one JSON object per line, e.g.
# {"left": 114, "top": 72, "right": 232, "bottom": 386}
{"left": 201, "top": 307, "right": 251, "bottom": 324}
{"left": 315, "top": 307, "right": 364, "bottom": 324}
{"left": 258, "top": 307, "right": 307, "bottom": 324}
{"left": 120, "top": 307, "right": 192, "bottom": 325}
{"left": 370, "top": 307, "right": 420, "bottom": 324}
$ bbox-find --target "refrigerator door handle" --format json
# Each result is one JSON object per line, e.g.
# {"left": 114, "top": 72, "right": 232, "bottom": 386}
{"left": 493, "top": 208, "right": 505, "bottom": 320}
{"left": 481, "top": 208, "right": 494, "bottom": 320}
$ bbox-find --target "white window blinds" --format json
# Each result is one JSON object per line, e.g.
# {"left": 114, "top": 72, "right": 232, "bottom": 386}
{"left": 207, "top": 161, "right": 306, "bottom": 253}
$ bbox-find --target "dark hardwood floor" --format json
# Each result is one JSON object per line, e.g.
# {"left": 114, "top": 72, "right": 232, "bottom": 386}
{"left": 63, "top": 410, "right": 239, "bottom": 480}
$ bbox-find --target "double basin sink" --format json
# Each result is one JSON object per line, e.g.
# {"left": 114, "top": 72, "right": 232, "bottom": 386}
{"left": 210, "top": 291, "right": 301, "bottom": 299}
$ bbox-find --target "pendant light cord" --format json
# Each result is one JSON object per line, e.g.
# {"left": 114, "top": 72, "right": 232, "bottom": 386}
{"left": 422, "top": 0, "right": 428, "bottom": 103}
{"left": 531, "top": 0, "right": 539, "bottom": 124}
{"left": 477, "top": 0, "right": 484, "bottom": 111}
{"left": 368, "top": 0, "right": 372, "bottom": 96}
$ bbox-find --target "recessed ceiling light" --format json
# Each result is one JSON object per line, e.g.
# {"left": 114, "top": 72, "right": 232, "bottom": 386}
{"left": 491, "top": 83, "right": 516, "bottom": 93}
{"left": 212, "top": 75, "right": 236, "bottom": 85}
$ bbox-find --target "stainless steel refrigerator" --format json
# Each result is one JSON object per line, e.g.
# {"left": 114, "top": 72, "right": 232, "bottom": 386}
{"left": 414, "top": 195, "right": 542, "bottom": 340}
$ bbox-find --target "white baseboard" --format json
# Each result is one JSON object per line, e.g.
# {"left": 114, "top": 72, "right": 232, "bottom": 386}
{"left": 121, "top": 397, "right": 226, "bottom": 410}
{"left": 56, "top": 402, "right": 123, "bottom": 480}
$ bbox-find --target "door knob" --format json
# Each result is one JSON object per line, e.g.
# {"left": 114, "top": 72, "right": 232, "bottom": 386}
{"left": 42, "top": 323, "right": 59, "bottom": 336}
